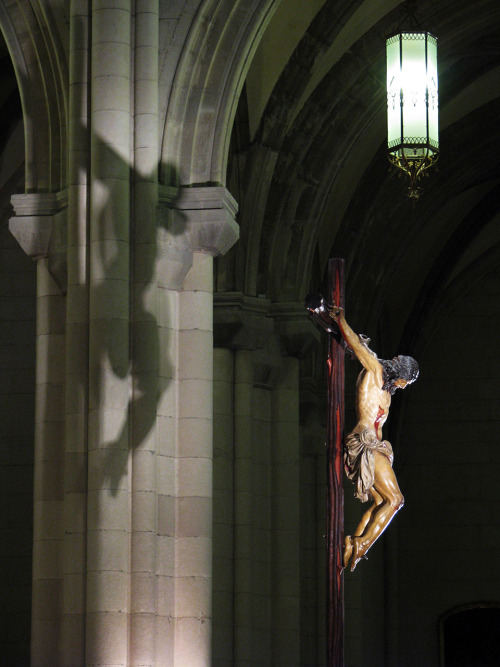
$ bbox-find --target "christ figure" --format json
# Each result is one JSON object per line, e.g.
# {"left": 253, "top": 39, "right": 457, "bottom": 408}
{"left": 329, "top": 305, "right": 418, "bottom": 571}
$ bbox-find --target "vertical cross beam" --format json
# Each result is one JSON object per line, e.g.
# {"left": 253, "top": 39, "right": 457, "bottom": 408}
{"left": 326, "top": 258, "right": 345, "bottom": 666}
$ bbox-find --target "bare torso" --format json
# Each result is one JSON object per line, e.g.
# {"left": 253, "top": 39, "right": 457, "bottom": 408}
{"left": 352, "top": 368, "right": 391, "bottom": 440}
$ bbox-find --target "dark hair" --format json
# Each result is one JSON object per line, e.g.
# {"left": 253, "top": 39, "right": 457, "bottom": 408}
{"left": 381, "top": 355, "right": 419, "bottom": 394}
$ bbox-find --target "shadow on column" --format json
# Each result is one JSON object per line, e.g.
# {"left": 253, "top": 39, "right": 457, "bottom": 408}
{"left": 87, "top": 131, "right": 187, "bottom": 494}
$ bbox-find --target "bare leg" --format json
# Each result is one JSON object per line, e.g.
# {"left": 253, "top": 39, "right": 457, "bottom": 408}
{"left": 343, "top": 489, "right": 383, "bottom": 568}
{"left": 354, "top": 488, "right": 383, "bottom": 537}
{"left": 350, "top": 453, "right": 404, "bottom": 571}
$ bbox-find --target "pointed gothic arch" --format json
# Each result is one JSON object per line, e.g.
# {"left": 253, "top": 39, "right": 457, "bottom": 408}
{"left": 0, "top": 1, "right": 67, "bottom": 194}
{"left": 160, "top": 0, "right": 279, "bottom": 187}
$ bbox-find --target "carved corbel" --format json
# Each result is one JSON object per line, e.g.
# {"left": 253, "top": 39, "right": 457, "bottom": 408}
{"left": 157, "top": 184, "right": 239, "bottom": 291}
{"left": 9, "top": 192, "right": 68, "bottom": 292}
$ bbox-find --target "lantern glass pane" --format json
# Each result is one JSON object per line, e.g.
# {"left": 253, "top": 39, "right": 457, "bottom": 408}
{"left": 401, "top": 33, "right": 427, "bottom": 153}
{"left": 387, "top": 35, "right": 402, "bottom": 150}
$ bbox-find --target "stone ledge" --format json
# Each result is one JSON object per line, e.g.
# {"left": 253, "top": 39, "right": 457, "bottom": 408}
{"left": 214, "top": 292, "right": 272, "bottom": 350}
{"left": 214, "top": 294, "right": 320, "bottom": 359}
{"left": 10, "top": 191, "right": 67, "bottom": 217}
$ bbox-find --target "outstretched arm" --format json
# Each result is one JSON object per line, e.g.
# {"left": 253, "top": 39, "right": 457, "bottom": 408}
{"left": 330, "top": 307, "right": 382, "bottom": 376}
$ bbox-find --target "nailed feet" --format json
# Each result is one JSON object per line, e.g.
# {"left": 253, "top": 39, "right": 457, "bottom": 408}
{"left": 343, "top": 535, "right": 353, "bottom": 569}
{"left": 343, "top": 535, "right": 369, "bottom": 571}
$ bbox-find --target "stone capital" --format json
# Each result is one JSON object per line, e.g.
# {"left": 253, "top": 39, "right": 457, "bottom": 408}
{"left": 9, "top": 192, "right": 66, "bottom": 260}
{"left": 159, "top": 184, "right": 239, "bottom": 256}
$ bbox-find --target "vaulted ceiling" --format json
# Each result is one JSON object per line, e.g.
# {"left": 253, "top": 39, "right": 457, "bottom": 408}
{"left": 1, "top": 0, "right": 499, "bottom": 360}
{"left": 223, "top": 0, "right": 500, "bottom": 356}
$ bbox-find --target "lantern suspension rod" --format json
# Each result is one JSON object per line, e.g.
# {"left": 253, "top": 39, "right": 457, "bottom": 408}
{"left": 396, "top": 0, "right": 423, "bottom": 31}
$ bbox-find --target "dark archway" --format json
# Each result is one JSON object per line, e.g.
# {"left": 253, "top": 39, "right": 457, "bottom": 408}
{"left": 440, "top": 603, "right": 500, "bottom": 667}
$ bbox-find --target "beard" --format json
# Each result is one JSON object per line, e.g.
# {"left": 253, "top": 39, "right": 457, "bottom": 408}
{"left": 382, "top": 379, "right": 399, "bottom": 395}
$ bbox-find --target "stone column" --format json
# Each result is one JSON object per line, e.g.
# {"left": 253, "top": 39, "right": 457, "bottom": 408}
{"left": 156, "top": 185, "right": 238, "bottom": 666}
{"left": 272, "top": 303, "right": 319, "bottom": 667}
{"left": 11, "top": 109, "right": 238, "bottom": 667}
{"left": 298, "top": 354, "right": 327, "bottom": 665}
{"left": 156, "top": 259, "right": 221, "bottom": 666}
{"left": 87, "top": 1, "right": 132, "bottom": 663}
{"left": 9, "top": 194, "right": 67, "bottom": 666}
{"left": 61, "top": 1, "right": 90, "bottom": 661}
{"left": 174, "top": 253, "right": 215, "bottom": 664}
{"left": 212, "top": 295, "right": 278, "bottom": 665}
{"left": 296, "top": 336, "right": 328, "bottom": 664}
{"left": 212, "top": 347, "right": 234, "bottom": 666}
{"left": 233, "top": 348, "right": 258, "bottom": 664}
{"left": 231, "top": 339, "right": 284, "bottom": 666}
{"left": 155, "top": 266, "right": 177, "bottom": 667}
{"left": 212, "top": 298, "right": 318, "bottom": 665}
{"left": 271, "top": 356, "right": 301, "bottom": 667}
{"left": 129, "top": 1, "right": 159, "bottom": 663}
{"left": 32, "top": 259, "right": 66, "bottom": 666}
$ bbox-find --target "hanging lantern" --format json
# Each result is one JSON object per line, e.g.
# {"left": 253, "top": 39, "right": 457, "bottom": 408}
{"left": 386, "top": 31, "right": 438, "bottom": 198}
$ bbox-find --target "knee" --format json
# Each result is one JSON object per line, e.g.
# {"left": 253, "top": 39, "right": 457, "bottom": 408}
{"left": 389, "top": 493, "right": 404, "bottom": 512}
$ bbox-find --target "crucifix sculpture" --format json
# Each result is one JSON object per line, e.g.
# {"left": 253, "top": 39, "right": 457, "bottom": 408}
{"left": 306, "top": 258, "right": 419, "bottom": 666}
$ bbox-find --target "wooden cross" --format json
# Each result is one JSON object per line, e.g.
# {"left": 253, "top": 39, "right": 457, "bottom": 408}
{"left": 306, "top": 257, "right": 345, "bottom": 666}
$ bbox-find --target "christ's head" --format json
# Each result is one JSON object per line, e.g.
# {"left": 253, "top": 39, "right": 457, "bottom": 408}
{"left": 381, "top": 355, "right": 419, "bottom": 394}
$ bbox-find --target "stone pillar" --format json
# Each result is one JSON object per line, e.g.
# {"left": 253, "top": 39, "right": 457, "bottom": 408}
{"left": 31, "top": 260, "right": 66, "bottom": 665}
{"left": 273, "top": 304, "right": 320, "bottom": 667}
{"left": 212, "top": 298, "right": 318, "bottom": 665}
{"left": 232, "top": 341, "right": 287, "bottom": 666}
{"left": 10, "top": 50, "right": 238, "bottom": 667}
{"left": 9, "top": 193, "right": 67, "bottom": 666}
{"left": 297, "top": 340, "right": 328, "bottom": 665}
{"left": 212, "top": 347, "right": 234, "bottom": 666}
{"left": 233, "top": 348, "right": 259, "bottom": 664}
{"left": 156, "top": 185, "right": 238, "bottom": 666}
{"left": 213, "top": 294, "right": 274, "bottom": 665}
{"left": 156, "top": 256, "right": 220, "bottom": 667}
{"left": 298, "top": 349, "right": 327, "bottom": 665}
{"left": 87, "top": 1, "right": 132, "bottom": 663}
{"left": 271, "top": 356, "right": 301, "bottom": 666}
{"left": 174, "top": 253, "right": 214, "bottom": 664}
{"left": 154, "top": 266, "right": 177, "bottom": 667}
{"left": 129, "top": 1, "right": 159, "bottom": 663}
{"left": 61, "top": 1, "right": 90, "bottom": 661}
